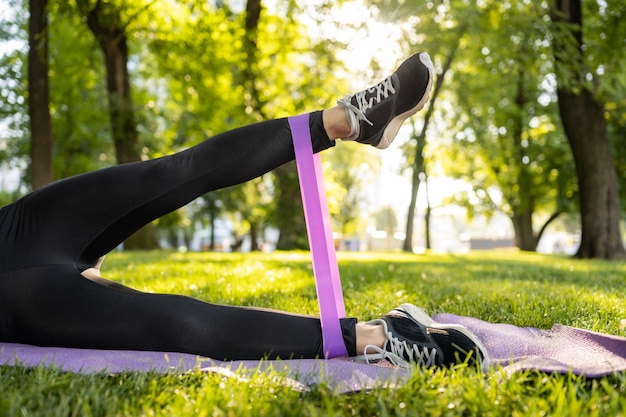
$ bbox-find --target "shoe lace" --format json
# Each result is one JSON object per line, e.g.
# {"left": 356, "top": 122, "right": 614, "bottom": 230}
{"left": 363, "top": 331, "right": 438, "bottom": 369}
{"left": 336, "top": 75, "right": 396, "bottom": 129}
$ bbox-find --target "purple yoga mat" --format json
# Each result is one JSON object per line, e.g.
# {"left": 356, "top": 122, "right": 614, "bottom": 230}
{"left": 0, "top": 342, "right": 407, "bottom": 393}
{"left": 434, "top": 313, "right": 626, "bottom": 377}
{"left": 2, "top": 315, "right": 625, "bottom": 393}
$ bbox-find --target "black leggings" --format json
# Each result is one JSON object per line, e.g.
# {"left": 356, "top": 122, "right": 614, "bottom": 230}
{"left": 0, "top": 111, "right": 356, "bottom": 360}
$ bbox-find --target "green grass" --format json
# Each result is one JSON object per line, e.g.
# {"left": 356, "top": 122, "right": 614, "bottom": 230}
{"left": 2, "top": 250, "right": 626, "bottom": 416}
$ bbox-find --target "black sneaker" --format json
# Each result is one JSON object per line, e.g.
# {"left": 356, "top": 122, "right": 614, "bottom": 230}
{"left": 356, "top": 304, "right": 489, "bottom": 371}
{"left": 337, "top": 52, "right": 434, "bottom": 149}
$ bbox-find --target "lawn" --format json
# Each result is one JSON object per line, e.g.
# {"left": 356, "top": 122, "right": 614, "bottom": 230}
{"left": 2, "top": 250, "right": 625, "bottom": 416}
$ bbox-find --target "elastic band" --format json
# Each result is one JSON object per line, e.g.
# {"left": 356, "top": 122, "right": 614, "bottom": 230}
{"left": 288, "top": 114, "right": 348, "bottom": 358}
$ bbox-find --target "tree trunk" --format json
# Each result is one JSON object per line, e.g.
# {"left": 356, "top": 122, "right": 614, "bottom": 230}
{"left": 557, "top": 89, "right": 623, "bottom": 258}
{"left": 243, "top": 0, "right": 264, "bottom": 115}
{"left": 242, "top": 0, "right": 304, "bottom": 250}
{"left": 536, "top": 211, "right": 563, "bottom": 247}
{"left": 550, "top": 0, "right": 624, "bottom": 259}
{"left": 274, "top": 162, "right": 308, "bottom": 250}
{"left": 249, "top": 221, "right": 261, "bottom": 251}
{"left": 80, "top": 0, "right": 158, "bottom": 249}
{"left": 28, "top": 0, "right": 53, "bottom": 190}
{"left": 510, "top": 65, "right": 537, "bottom": 252}
{"left": 511, "top": 211, "right": 537, "bottom": 251}
{"left": 403, "top": 134, "right": 423, "bottom": 252}
{"left": 404, "top": 45, "right": 457, "bottom": 252}
{"left": 83, "top": 3, "right": 140, "bottom": 165}
{"left": 209, "top": 206, "right": 217, "bottom": 251}
{"left": 423, "top": 175, "right": 431, "bottom": 250}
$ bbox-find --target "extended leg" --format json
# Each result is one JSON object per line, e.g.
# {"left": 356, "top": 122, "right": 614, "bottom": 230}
{"left": 3, "top": 264, "right": 356, "bottom": 360}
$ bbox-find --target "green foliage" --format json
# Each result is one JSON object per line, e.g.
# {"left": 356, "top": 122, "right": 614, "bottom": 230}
{"left": 588, "top": 0, "right": 626, "bottom": 216}
{"left": 0, "top": 190, "right": 18, "bottom": 208}
{"left": 0, "top": 47, "right": 28, "bottom": 165}
{"left": 144, "top": 2, "right": 245, "bottom": 147}
{"left": 450, "top": 1, "right": 575, "bottom": 221}
{"left": 374, "top": 0, "right": 581, "bottom": 248}
{"left": 130, "top": 0, "right": 355, "bottom": 247}
{"left": 609, "top": 102, "right": 626, "bottom": 214}
{"left": 48, "top": 3, "right": 114, "bottom": 177}
{"left": 371, "top": 0, "right": 626, "bottom": 252}
{"left": 0, "top": 1, "right": 28, "bottom": 170}
{"left": 374, "top": 205, "right": 398, "bottom": 234}
{"left": 5, "top": 0, "right": 623, "bottom": 250}
{"left": 2, "top": 250, "right": 626, "bottom": 416}
{"left": 0, "top": 0, "right": 369, "bottom": 245}
{"left": 323, "top": 143, "right": 380, "bottom": 237}
{"left": 552, "top": 0, "right": 626, "bottom": 100}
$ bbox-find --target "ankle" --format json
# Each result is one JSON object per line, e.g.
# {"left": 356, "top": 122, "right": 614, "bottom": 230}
{"left": 355, "top": 321, "right": 386, "bottom": 354}
{"left": 322, "top": 107, "right": 352, "bottom": 140}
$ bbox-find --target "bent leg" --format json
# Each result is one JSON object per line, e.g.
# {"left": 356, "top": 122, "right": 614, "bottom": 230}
{"left": 9, "top": 112, "right": 333, "bottom": 269}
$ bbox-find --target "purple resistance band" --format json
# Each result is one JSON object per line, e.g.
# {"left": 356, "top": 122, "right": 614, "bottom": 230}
{"left": 288, "top": 114, "right": 349, "bottom": 358}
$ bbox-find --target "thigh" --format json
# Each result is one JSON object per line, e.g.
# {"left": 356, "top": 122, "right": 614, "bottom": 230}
{"left": 0, "top": 162, "right": 175, "bottom": 270}
{"left": 1, "top": 265, "right": 324, "bottom": 360}
{"left": 8, "top": 119, "right": 295, "bottom": 268}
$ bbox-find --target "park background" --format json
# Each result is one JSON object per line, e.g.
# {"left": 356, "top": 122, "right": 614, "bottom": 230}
{"left": 1, "top": 0, "right": 625, "bottom": 260}
{"left": 1, "top": 1, "right": 626, "bottom": 415}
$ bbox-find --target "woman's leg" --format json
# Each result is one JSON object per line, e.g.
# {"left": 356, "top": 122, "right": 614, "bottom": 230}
{"left": 3, "top": 264, "right": 356, "bottom": 360}
{"left": 0, "top": 53, "right": 456, "bottom": 365}
{"left": 9, "top": 112, "right": 334, "bottom": 271}
{"left": 5, "top": 49, "right": 434, "bottom": 271}
{"left": 4, "top": 264, "right": 488, "bottom": 370}
{"left": 0, "top": 111, "right": 352, "bottom": 360}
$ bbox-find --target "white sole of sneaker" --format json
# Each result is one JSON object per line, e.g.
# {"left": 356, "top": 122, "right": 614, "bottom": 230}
{"left": 376, "top": 52, "right": 435, "bottom": 149}
{"left": 399, "top": 303, "right": 491, "bottom": 373}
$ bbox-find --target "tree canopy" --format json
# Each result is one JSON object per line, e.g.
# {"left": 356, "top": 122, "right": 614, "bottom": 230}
{"left": 1, "top": 0, "right": 625, "bottom": 257}
{"left": 375, "top": 0, "right": 625, "bottom": 258}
